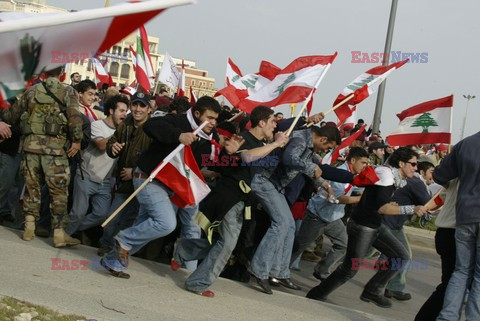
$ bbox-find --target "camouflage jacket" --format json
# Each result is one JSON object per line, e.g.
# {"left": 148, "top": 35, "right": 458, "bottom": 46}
{"left": 8, "top": 77, "right": 83, "bottom": 156}
{"left": 369, "top": 153, "right": 383, "bottom": 166}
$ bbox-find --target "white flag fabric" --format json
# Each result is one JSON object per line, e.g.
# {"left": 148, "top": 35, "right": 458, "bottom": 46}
{"left": 158, "top": 52, "right": 181, "bottom": 90}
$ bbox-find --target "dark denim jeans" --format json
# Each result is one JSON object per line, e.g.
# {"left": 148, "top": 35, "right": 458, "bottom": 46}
{"left": 308, "top": 220, "right": 410, "bottom": 299}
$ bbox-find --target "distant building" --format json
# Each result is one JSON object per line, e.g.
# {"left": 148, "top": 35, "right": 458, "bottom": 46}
{"left": 0, "top": 0, "right": 67, "bottom": 13}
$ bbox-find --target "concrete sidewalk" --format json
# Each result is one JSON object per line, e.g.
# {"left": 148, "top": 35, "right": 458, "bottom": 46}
{"left": 0, "top": 226, "right": 393, "bottom": 321}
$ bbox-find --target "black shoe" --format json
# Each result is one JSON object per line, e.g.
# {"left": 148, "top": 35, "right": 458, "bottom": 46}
{"left": 1, "top": 214, "right": 15, "bottom": 223}
{"left": 269, "top": 277, "right": 281, "bottom": 287}
{"left": 384, "top": 289, "right": 412, "bottom": 301}
{"left": 360, "top": 291, "right": 392, "bottom": 308}
{"left": 35, "top": 225, "right": 50, "bottom": 238}
{"left": 276, "top": 278, "right": 301, "bottom": 290}
{"left": 306, "top": 287, "right": 327, "bottom": 302}
{"left": 249, "top": 272, "right": 272, "bottom": 295}
{"left": 313, "top": 270, "right": 325, "bottom": 281}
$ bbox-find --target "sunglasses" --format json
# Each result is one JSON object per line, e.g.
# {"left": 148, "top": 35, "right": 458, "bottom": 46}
{"left": 406, "top": 161, "right": 418, "bottom": 167}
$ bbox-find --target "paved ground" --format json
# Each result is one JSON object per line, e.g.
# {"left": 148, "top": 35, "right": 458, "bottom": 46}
{"left": 0, "top": 225, "right": 445, "bottom": 321}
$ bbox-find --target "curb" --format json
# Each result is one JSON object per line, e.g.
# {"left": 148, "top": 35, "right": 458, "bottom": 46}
{"left": 404, "top": 226, "right": 435, "bottom": 249}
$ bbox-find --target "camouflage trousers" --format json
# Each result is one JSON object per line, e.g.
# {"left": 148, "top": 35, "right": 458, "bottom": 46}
{"left": 21, "top": 152, "right": 70, "bottom": 229}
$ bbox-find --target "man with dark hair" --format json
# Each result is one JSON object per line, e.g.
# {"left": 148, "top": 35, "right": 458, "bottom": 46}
{"left": 171, "top": 105, "right": 288, "bottom": 297}
{"left": 70, "top": 72, "right": 81, "bottom": 86}
{"left": 307, "top": 147, "right": 429, "bottom": 308}
{"left": 101, "top": 95, "right": 226, "bottom": 277}
{"left": 76, "top": 79, "right": 104, "bottom": 122}
{"left": 369, "top": 141, "right": 386, "bottom": 166}
{"left": 168, "top": 97, "right": 191, "bottom": 115}
{"left": 274, "top": 112, "right": 284, "bottom": 122}
{"left": 6, "top": 65, "right": 84, "bottom": 247}
{"left": 291, "top": 147, "right": 369, "bottom": 281}
{"left": 248, "top": 118, "right": 350, "bottom": 295}
{"left": 66, "top": 95, "right": 128, "bottom": 237}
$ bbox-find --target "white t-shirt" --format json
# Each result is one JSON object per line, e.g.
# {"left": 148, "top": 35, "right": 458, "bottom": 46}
{"left": 80, "top": 120, "right": 116, "bottom": 183}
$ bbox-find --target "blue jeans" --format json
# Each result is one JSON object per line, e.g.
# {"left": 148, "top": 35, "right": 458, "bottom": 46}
{"left": 0, "top": 152, "right": 20, "bottom": 219}
{"left": 174, "top": 204, "right": 201, "bottom": 271}
{"left": 99, "top": 192, "right": 139, "bottom": 248}
{"left": 248, "top": 175, "right": 295, "bottom": 279}
{"left": 116, "top": 175, "right": 177, "bottom": 254}
{"left": 176, "top": 201, "right": 244, "bottom": 292}
{"left": 66, "top": 176, "right": 112, "bottom": 235}
{"left": 437, "top": 223, "right": 480, "bottom": 321}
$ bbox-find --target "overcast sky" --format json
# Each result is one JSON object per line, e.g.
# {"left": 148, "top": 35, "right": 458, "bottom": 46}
{"left": 48, "top": 0, "right": 480, "bottom": 143}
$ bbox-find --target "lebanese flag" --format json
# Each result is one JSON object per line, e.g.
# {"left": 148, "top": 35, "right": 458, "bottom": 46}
{"left": 158, "top": 52, "right": 180, "bottom": 89}
{"left": 333, "top": 60, "right": 408, "bottom": 124}
{"left": 129, "top": 45, "right": 137, "bottom": 73}
{"left": 225, "top": 57, "right": 244, "bottom": 86}
{"left": 135, "top": 26, "right": 155, "bottom": 92}
{"left": 338, "top": 106, "right": 357, "bottom": 130}
{"left": 190, "top": 86, "right": 197, "bottom": 104}
{"left": 154, "top": 145, "right": 211, "bottom": 208}
{"left": 92, "top": 58, "right": 110, "bottom": 85}
{"left": 352, "top": 166, "right": 380, "bottom": 187}
{"left": 177, "top": 59, "right": 186, "bottom": 97}
{"left": 386, "top": 95, "right": 454, "bottom": 146}
{"left": 216, "top": 54, "right": 337, "bottom": 114}
{"left": 322, "top": 124, "right": 366, "bottom": 165}
{"left": 0, "top": 0, "right": 193, "bottom": 106}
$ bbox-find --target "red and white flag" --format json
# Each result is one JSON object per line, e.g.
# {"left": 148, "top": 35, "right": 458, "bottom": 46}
{"left": 92, "top": 58, "right": 110, "bottom": 85}
{"left": 225, "top": 57, "right": 244, "bottom": 87}
{"left": 322, "top": 125, "right": 366, "bottom": 165}
{"left": 135, "top": 26, "right": 155, "bottom": 92}
{"left": 189, "top": 86, "right": 197, "bottom": 104}
{"left": 386, "top": 95, "right": 454, "bottom": 146}
{"left": 215, "top": 54, "right": 337, "bottom": 114}
{"left": 129, "top": 45, "right": 137, "bottom": 73}
{"left": 0, "top": 0, "right": 193, "bottom": 106}
{"left": 177, "top": 59, "right": 186, "bottom": 97}
{"left": 154, "top": 145, "right": 210, "bottom": 208}
{"left": 158, "top": 52, "right": 180, "bottom": 89}
{"left": 333, "top": 60, "right": 408, "bottom": 124}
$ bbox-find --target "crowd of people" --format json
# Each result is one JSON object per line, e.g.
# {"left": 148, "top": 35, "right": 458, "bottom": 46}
{"left": 0, "top": 68, "right": 478, "bottom": 321}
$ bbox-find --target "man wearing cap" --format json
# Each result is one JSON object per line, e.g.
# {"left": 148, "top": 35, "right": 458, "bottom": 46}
{"left": 97, "top": 92, "right": 153, "bottom": 256}
{"left": 368, "top": 141, "right": 386, "bottom": 166}
{"left": 65, "top": 95, "right": 128, "bottom": 237}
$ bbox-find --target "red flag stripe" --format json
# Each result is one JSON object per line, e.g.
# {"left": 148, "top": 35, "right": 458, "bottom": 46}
{"left": 396, "top": 95, "right": 454, "bottom": 121}
{"left": 387, "top": 133, "right": 451, "bottom": 146}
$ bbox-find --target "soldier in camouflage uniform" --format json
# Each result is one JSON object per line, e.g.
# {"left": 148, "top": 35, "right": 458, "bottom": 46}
{"left": 7, "top": 67, "right": 84, "bottom": 247}
{"left": 368, "top": 141, "right": 386, "bottom": 167}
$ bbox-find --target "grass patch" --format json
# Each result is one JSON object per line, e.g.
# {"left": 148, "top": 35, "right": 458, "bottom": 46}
{"left": 0, "top": 296, "right": 88, "bottom": 321}
{"left": 405, "top": 216, "right": 437, "bottom": 231}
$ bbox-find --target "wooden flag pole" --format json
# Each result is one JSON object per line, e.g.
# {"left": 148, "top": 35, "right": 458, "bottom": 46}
{"left": 424, "top": 187, "right": 445, "bottom": 210}
{"left": 227, "top": 111, "right": 244, "bottom": 122}
{"left": 304, "top": 93, "right": 355, "bottom": 129}
{"left": 285, "top": 63, "right": 333, "bottom": 136}
{"left": 101, "top": 121, "right": 209, "bottom": 227}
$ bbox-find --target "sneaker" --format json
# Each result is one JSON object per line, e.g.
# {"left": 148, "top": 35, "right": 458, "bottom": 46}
{"left": 384, "top": 289, "right": 412, "bottom": 301}
{"left": 360, "top": 291, "right": 392, "bottom": 308}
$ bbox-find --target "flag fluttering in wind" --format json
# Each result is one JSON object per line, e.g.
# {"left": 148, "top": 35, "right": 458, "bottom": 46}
{"left": 0, "top": 0, "right": 193, "bottom": 106}
{"left": 154, "top": 145, "right": 211, "bottom": 208}
{"left": 225, "top": 57, "right": 244, "bottom": 87}
{"left": 215, "top": 54, "right": 337, "bottom": 114}
{"left": 135, "top": 26, "right": 155, "bottom": 92}
{"left": 158, "top": 52, "right": 180, "bottom": 89}
{"left": 92, "top": 57, "right": 110, "bottom": 85}
{"left": 190, "top": 86, "right": 197, "bottom": 104}
{"left": 177, "top": 59, "right": 186, "bottom": 97}
{"left": 333, "top": 60, "right": 408, "bottom": 124}
{"left": 386, "top": 95, "right": 454, "bottom": 146}
{"left": 322, "top": 124, "right": 366, "bottom": 165}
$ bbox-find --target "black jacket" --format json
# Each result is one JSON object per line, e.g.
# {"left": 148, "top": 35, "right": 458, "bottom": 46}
{"left": 137, "top": 113, "right": 218, "bottom": 175}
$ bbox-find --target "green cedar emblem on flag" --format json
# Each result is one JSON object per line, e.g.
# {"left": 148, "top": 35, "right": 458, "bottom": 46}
{"left": 346, "top": 75, "right": 375, "bottom": 91}
{"left": 411, "top": 112, "right": 439, "bottom": 133}
{"left": 20, "top": 33, "right": 43, "bottom": 81}
{"left": 231, "top": 75, "right": 240, "bottom": 82}
{"left": 241, "top": 76, "right": 258, "bottom": 89}
{"left": 274, "top": 73, "right": 296, "bottom": 95}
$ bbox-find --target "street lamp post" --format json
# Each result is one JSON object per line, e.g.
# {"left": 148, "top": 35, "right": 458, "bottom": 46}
{"left": 461, "top": 94, "right": 475, "bottom": 140}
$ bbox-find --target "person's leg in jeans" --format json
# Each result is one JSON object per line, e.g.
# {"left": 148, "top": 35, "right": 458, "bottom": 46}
{"left": 176, "top": 205, "right": 201, "bottom": 271}
{"left": 290, "top": 211, "right": 326, "bottom": 267}
{"left": 307, "top": 220, "right": 378, "bottom": 299}
{"left": 313, "top": 219, "right": 348, "bottom": 279}
{"left": 66, "top": 177, "right": 95, "bottom": 235}
{"left": 364, "top": 224, "right": 410, "bottom": 296}
{"left": 437, "top": 224, "right": 478, "bottom": 321}
{"left": 100, "top": 193, "right": 139, "bottom": 249}
{"left": 184, "top": 201, "right": 245, "bottom": 293}
{"left": 290, "top": 219, "right": 303, "bottom": 270}
{"left": 78, "top": 179, "right": 112, "bottom": 231}
{"left": 465, "top": 223, "right": 480, "bottom": 320}
{"left": 102, "top": 176, "right": 177, "bottom": 272}
{"left": 248, "top": 177, "right": 294, "bottom": 280}
{"left": 381, "top": 228, "right": 412, "bottom": 293}
{"left": 415, "top": 228, "right": 456, "bottom": 321}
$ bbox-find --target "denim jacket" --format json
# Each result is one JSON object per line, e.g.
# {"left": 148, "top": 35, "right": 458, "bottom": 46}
{"left": 257, "top": 128, "right": 324, "bottom": 193}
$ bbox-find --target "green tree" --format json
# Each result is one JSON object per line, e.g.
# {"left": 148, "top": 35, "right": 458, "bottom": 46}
{"left": 274, "top": 73, "right": 296, "bottom": 95}
{"left": 411, "top": 112, "right": 438, "bottom": 133}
